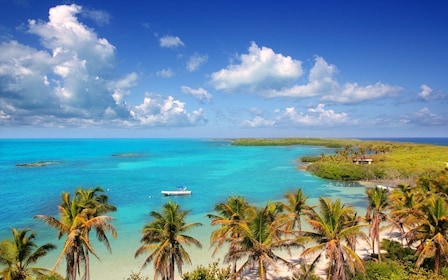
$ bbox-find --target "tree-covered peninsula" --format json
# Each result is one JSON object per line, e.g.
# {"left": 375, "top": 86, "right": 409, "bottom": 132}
{"left": 232, "top": 138, "right": 448, "bottom": 182}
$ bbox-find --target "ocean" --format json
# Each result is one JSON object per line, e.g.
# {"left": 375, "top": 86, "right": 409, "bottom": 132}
{"left": 0, "top": 138, "right": 446, "bottom": 279}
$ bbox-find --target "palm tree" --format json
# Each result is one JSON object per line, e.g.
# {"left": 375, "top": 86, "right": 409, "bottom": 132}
{"left": 0, "top": 228, "right": 58, "bottom": 280}
{"left": 135, "top": 201, "right": 203, "bottom": 280}
{"left": 413, "top": 196, "right": 448, "bottom": 275}
{"left": 227, "top": 202, "right": 296, "bottom": 280}
{"left": 281, "top": 189, "right": 312, "bottom": 232}
{"left": 207, "top": 196, "right": 253, "bottom": 274}
{"left": 388, "top": 184, "right": 424, "bottom": 246}
{"left": 74, "top": 187, "right": 117, "bottom": 279}
{"left": 365, "top": 186, "right": 389, "bottom": 262}
{"left": 34, "top": 188, "right": 116, "bottom": 280}
{"left": 301, "top": 197, "right": 367, "bottom": 280}
{"left": 75, "top": 186, "right": 117, "bottom": 216}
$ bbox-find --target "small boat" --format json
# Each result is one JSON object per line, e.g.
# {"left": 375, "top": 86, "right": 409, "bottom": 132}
{"left": 161, "top": 186, "right": 192, "bottom": 196}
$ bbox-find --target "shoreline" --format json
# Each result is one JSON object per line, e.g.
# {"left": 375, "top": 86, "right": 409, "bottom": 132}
{"left": 6, "top": 138, "right": 426, "bottom": 280}
{"left": 40, "top": 180, "right": 394, "bottom": 279}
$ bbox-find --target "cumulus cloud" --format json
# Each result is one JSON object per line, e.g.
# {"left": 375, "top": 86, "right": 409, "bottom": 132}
{"left": 187, "top": 53, "right": 208, "bottom": 72}
{"left": 0, "top": 4, "right": 205, "bottom": 128}
{"left": 159, "top": 35, "right": 185, "bottom": 48}
{"left": 210, "top": 42, "right": 303, "bottom": 92}
{"left": 212, "top": 46, "right": 403, "bottom": 104}
{"left": 241, "top": 103, "right": 348, "bottom": 127}
{"left": 130, "top": 94, "right": 207, "bottom": 126}
{"left": 323, "top": 82, "right": 402, "bottom": 104}
{"left": 418, "top": 84, "right": 432, "bottom": 100}
{"left": 111, "top": 72, "right": 138, "bottom": 104}
{"left": 181, "top": 86, "right": 212, "bottom": 103}
{"left": 262, "top": 56, "right": 338, "bottom": 98}
{"left": 264, "top": 57, "right": 402, "bottom": 103}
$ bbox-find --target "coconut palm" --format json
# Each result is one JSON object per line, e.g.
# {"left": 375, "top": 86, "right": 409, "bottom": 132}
{"left": 227, "top": 201, "right": 296, "bottom": 280}
{"left": 75, "top": 186, "right": 117, "bottom": 216}
{"left": 301, "top": 197, "right": 367, "bottom": 280}
{"left": 365, "top": 186, "right": 389, "bottom": 262}
{"left": 135, "top": 201, "right": 203, "bottom": 280}
{"left": 281, "top": 188, "right": 312, "bottom": 233}
{"left": 34, "top": 188, "right": 116, "bottom": 280}
{"left": 413, "top": 196, "right": 448, "bottom": 275}
{"left": 74, "top": 187, "right": 117, "bottom": 279}
{"left": 207, "top": 196, "right": 253, "bottom": 274}
{"left": 388, "top": 184, "right": 424, "bottom": 246}
{"left": 0, "top": 228, "right": 58, "bottom": 280}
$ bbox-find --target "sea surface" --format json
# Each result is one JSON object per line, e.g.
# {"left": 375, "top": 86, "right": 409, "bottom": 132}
{"left": 0, "top": 138, "right": 446, "bottom": 279}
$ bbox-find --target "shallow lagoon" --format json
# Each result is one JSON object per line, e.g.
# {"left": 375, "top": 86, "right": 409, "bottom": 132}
{"left": 0, "top": 138, "right": 369, "bottom": 278}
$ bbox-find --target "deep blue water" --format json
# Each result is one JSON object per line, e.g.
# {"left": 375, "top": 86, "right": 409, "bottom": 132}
{"left": 1, "top": 137, "right": 443, "bottom": 278}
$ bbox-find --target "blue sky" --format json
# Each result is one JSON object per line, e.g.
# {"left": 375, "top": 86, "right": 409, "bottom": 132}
{"left": 0, "top": 0, "right": 447, "bottom": 138}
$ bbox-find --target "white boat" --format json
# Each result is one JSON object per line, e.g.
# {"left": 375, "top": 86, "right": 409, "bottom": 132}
{"left": 161, "top": 186, "right": 192, "bottom": 196}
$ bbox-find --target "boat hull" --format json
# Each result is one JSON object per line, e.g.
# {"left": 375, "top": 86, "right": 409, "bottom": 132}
{"left": 161, "top": 190, "right": 192, "bottom": 196}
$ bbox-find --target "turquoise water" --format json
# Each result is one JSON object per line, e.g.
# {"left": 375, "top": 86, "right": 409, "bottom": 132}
{"left": 0, "top": 139, "right": 369, "bottom": 278}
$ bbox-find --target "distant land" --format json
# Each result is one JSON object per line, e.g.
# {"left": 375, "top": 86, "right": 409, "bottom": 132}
{"left": 232, "top": 137, "right": 448, "bottom": 184}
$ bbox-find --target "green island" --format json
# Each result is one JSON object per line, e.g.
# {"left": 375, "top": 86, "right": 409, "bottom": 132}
{"left": 112, "top": 153, "right": 146, "bottom": 157}
{"left": 232, "top": 138, "right": 448, "bottom": 184}
{"left": 15, "top": 160, "right": 64, "bottom": 167}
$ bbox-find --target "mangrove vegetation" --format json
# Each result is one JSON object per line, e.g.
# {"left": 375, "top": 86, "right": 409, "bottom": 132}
{"left": 233, "top": 138, "right": 448, "bottom": 182}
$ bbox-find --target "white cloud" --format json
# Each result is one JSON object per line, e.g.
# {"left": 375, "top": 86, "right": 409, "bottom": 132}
{"left": 0, "top": 41, "right": 57, "bottom": 110}
{"left": 159, "top": 35, "right": 185, "bottom": 48}
{"left": 111, "top": 72, "right": 138, "bottom": 104}
{"left": 322, "top": 82, "right": 402, "bottom": 104}
{"left": 156, "top": 68, "right": 174, "bottom": 78}
{"left": 0, "top": 4, "right": 205, "bottom": 129}
{"left": 181, "top": 86, "right": 212, "bottom": 103}
{"left": 263, "top": 56, "right": 402, "bottom": 103}
{"left": 28, "top": 4, "right": 115, "bottom": 68}
{"left": 82, "top": 8, "right": 111, "bottom": 26}
{"left": 418, "top": 84, "right": 432, "bottom": 100}
{"left": 409, "top": 107, "right": 447, "bottom": 125}
{"left": 0, "top": 110, "right": 10, "bottom": 121}
{"left": 275, "top": 104, "right": 348, "bottom": 125}
{"left": 241, "top": 103, "right": 348, "bottom": 127}
{"left": 241, "top": 115, "right": 275, "bottom": 127}
{"left": 307, "top": 103, "right": 348, "bottom": 123}
{"left": 187, "top": 53, "right": 208, "bottom": 72}
{"left": 263, "top": 56, "right": 338, "bottom": 98}
{"left": 130, "top": 94, "right": 207, "bottom": 126}
{"left": 210, "top": 42, "right": 303, "bottom": 92}
{"left": 212, "top": 48, "right": 403, "bottom": 104}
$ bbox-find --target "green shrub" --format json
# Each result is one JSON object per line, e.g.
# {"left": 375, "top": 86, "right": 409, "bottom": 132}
{"left": 353, "top": 260, "right": 448, "bottom": 280}
{"left": 182, "top": 262, "right": 232, "bottom": 280}
{"left": 353, "top": 260, "right": 408, "bottom": 280}
{"left": 126, "top": 271, "right": 150, "bottom": 280}
{"left": 308, "top": 162, "right": 366, "bottom": 181}
{"left": 381, "top": 239, "right": 416, "bottom": 262}
{"left": 300, "top": 156, "right": 320, "bottom": 162}
{"left": 37, "top": 275, "right": 64, "bottom": 280}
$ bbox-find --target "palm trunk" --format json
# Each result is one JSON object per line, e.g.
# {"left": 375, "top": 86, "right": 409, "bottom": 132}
{"left": 376, "top": 224, "right": 382, "bottom": 262}
{"left": 435, "top": 246, "right": 441, "bottom": 275}
{"left": 71, "top": 252, "right": 77, "bottom": 280}
{"left": 370, "top": 226, "right": 376, "bottom": 256}
{"left": 169, "top": 254, "right": 175, "bottom": 280}
{"left": 85, "top": 250, "right": 90, "bottom": 280}
{"left": 259, "top": 258, "right": 266, "bottom": 280}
